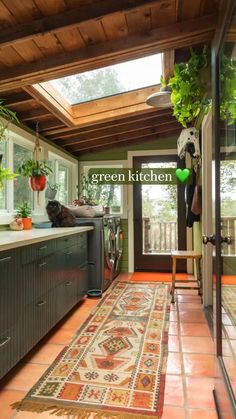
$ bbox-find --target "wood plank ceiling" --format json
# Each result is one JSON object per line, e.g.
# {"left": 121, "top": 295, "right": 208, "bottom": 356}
{"left": 0, "top": 0, "right": 221, "bottom": 156}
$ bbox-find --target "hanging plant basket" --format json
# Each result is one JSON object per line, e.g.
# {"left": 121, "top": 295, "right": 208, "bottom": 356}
{"left": 29, "top": 175, "right": 47, "bottom": 191}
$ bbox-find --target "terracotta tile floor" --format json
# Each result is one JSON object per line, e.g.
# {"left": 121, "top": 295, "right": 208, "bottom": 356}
{"left": 0, "top": 273, "right": 217, "bottom": 419}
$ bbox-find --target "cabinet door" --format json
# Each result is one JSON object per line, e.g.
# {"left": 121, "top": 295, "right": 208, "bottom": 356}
{"left": 0, "top": 249, "right": 21, "bottom": 333}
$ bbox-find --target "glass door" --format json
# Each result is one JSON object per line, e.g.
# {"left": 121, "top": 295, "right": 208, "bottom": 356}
{"left": 133, "top": 155, "right": 186, "bottom": 271}
{"left": 212, "top": 1, "right": 236, "bottom": 416}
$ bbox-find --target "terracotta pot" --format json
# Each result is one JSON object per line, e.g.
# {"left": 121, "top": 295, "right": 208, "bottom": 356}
{"left": 29, "top": 176, "right": 47, "bottom": 191}
{"left": 22, "top": 217, "right": 32, "bottom": 230}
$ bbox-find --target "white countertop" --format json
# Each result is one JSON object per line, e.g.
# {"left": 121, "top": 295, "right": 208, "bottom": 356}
{"left": 0, "top": 226, "right": 94, "bottom": 251}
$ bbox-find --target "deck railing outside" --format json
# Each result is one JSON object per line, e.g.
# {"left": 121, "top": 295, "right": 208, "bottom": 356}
{"left": 221, "top": 216, "right": 236, "bottom": 256}
{"left": 143, "top": 217, "right": 177, "bottom": 254}
{"left": 142, "top": 216, "right": 236, "bottom": 256}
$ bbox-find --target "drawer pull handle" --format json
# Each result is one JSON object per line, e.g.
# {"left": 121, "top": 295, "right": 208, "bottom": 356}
{"left": 0, "top": 256, "right": 12, "bottom": 263}
{"left": 37, "top": 300, "right": 46, "bottom": 307}
{"left": 65, "top": 281, "right": 72, "bottom": 286}
{"left": 39, "top": 246, "right": 47, "bottom": 250}
{"left": 0, "top": 336, "right": 11, "bottom": 347}
{"left": 39, "top": 262, "right": 47, "bottom": 268}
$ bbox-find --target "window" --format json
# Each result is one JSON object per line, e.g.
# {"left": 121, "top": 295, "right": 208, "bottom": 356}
{"left": 81, "top": 164, "right": 123, "bottom": 214}
{"left": 48, "top": 156, "right": 71, "bottom": 205}
{"left": 0, "top": 133, "right": 76, "bottom": 223}
{"left": 58, "top": 164, "right": 69, "bottom": 205}
{"left": 13, "top": 144, "right": 33, "bottom": 209}
{"left": 50, "top": 54, "right": 162, "bottom": 105}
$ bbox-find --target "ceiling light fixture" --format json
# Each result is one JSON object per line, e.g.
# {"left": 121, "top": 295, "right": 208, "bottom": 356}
{"left": 146, "top": 85, "right": 172, "bottom": 108}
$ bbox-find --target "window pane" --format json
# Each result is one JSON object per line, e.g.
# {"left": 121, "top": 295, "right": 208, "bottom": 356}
{"left": 57, "top": 164, "right": 69, "bottom": 205}
{"left": 0, "top": 141, "right": 7, "bottom": 210}
{"left": 13, "top": 144, "right": 33, "bottom": 209}
{"left": 50, "top": 53, "right": 162, "bottom": 105}
{"left": 82, "top": 166, "right": 122, "bottom": 213}
{"left": 141, "top": 162, "right": 177, "bottom": 254}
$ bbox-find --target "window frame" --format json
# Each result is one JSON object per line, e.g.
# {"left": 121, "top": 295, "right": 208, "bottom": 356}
{"left": 79, "top": 160, "right": 127, "bottom": 217}
{"left": 0, "top": 124, "right": 78, "bottom": 224}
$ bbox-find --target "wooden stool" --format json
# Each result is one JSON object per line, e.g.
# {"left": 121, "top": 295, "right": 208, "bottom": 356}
{"left": 171, "top": 250, "right": 202, "bottom": 303}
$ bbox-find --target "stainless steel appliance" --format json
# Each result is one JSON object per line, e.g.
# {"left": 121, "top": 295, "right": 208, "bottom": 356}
{"left": 75, "top": 215, "right": 123, "bottom": 291}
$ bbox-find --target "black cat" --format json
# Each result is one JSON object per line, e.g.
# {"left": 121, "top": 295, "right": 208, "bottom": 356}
{"left": 46, "top": 200, "right": 77, "bottom": 227}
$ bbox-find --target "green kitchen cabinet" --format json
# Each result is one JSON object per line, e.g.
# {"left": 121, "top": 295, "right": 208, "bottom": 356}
{"left": 0, "top": 231, "right": 88, "bottom": 379}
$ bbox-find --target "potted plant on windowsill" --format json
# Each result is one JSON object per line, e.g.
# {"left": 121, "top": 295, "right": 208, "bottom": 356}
{"left": 18, "top": 159, "right": 52, "bottom": 191}
{"left": 16, "top": 201, "right": 32, "bottom": 230}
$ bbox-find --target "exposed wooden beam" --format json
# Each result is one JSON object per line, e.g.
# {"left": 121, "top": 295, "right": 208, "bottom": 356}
{"left": 55, "top": 114, "right": 176, "bottom": 147}
{"left": 19, "top": 108, "right": 51, "bottom": 122}
{"left": 0, "top": 14, "right": 217, "bottom": 91}
{"left": 44, "top": 108, "right": 162, "bottom": 137}
{"left": 161, "top": 50, "right": 175, "bottom": 82}
{"left": 0, "top": 0, "right": 160, "bottom": 48}
{"left": 68, "top": 121, "right": 180, "bottom": 152}
{"left": 38, "top": 120, "right": 65, "bottom": 131}
{"left": 73, "top": 127, "right": 181, "bottom": 155}
{"left": 2, "top": 91, "right": 33, "bottom": 106}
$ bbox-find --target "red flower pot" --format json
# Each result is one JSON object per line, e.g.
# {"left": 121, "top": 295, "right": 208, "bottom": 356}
{"left": 29, "top": 176, "right": 47, "bottom": 191}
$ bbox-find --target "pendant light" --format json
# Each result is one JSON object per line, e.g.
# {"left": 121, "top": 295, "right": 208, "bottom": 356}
{"left": 146, "top": 85, "right": 172, "bottom": 108}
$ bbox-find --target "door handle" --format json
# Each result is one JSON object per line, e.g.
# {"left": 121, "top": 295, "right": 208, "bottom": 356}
{"left": 202, "top": 234, "right": 232, "bottom": 245}
{"left": 202, "top": 234, "right": 216, "bottom": 245}
{"left": 221, "top": 235, "right": 232, "bottom": 245}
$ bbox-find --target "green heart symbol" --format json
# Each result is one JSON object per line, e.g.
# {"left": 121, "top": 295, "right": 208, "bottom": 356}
{"left": 175, "top": 168, "right": 190, "bottom": 183}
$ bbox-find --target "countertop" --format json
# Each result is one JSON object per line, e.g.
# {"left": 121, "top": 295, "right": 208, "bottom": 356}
{"left": 0, "top": 226, "right": 94, "bottom": 251}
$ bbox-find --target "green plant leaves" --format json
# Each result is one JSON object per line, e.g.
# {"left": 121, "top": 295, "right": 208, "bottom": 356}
{"left": 0, "top": 165, "right": 18, "bottom": 190}
{"left": 18, "top": 159, "right": 53, "bottom": 177}
{"left": 169, "top": 47, "right": 211, "bottom": 127}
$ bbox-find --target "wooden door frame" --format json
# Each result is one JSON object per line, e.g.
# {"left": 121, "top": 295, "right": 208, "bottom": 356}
{"left": 133, "top": 154, "right": 186, "bottom": 271}
{"left": 212, "top": 0, "right": 236, "bottom": 416}
{"left": 202, "top": 111, "right": 213, "bottom": 308}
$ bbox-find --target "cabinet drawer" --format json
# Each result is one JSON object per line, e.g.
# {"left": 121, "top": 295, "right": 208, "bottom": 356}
{"left": 54, "top": 279, "right": 78, "bottom": 321}
{"left": 56, "top": 234, "right": 78, "bottom": 250}
{"left": 0, "top": 324, "right": 24, "bottom": 379}
{"left": 21, "top": 240, "right": 56, "bottom": 264}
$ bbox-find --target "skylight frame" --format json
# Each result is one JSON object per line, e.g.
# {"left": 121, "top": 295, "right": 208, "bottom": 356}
{"left": 50, "top": 53, "right": 162, "bottom": 106}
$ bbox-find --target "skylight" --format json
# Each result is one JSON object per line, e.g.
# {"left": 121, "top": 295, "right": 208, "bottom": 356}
{"left": 50, "top": 54, "right": 162, "bottom": 105}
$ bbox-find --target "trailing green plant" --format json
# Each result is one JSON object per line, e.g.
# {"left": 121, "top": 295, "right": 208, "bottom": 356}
{"left": 0, "top": 99, "right": 19, "bottom": 140}
{"left": 220, "top": 54, "right": 236, "bottom": 125}
{"left": 18, "top": 159, "right": 52, "bottom": 177}
{"left": 0, "top": 154, "right": 18, "bottom": 190}
{"left": 168, "top": 46, "right": 211, "bottom": 128}
{"left": 16, "top": 201, "right": 32, "bottom": 218}
{"left": 0, "top": 166, "right": 18, "bottom": 190}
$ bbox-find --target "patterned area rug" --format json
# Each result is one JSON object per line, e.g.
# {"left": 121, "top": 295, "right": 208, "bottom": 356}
{"left": 13, "top": 282, "right": 170, "bottom": 418}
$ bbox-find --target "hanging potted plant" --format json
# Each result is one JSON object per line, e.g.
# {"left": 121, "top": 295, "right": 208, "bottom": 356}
{"left": 168, "top": 46, "right": 211, "bottom": 129}
{"left": 18, "top": 159, "right": 52, "bottom": 191}
{"left": 16, "top": 201, "right": 32, "bottom": 230}
{"left": 0, "top": 155, "right": 18, "bottom": 189}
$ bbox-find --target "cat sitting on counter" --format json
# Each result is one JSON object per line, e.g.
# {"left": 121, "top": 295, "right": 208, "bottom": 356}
{"left": 46, "top": 200, "right": 77, "bottom": 227}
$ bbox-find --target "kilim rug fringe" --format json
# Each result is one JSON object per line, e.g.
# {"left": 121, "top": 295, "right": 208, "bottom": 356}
{"left": 12, "top": 400, "right": 161, "bottom": 418}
